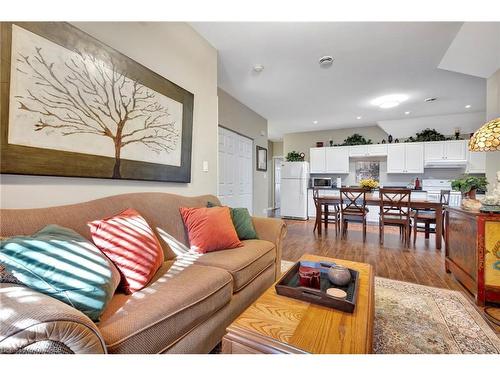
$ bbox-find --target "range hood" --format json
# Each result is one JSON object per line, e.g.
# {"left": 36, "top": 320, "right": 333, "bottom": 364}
{"left": 424, "top": 159, "right": 467, "bottom": 168}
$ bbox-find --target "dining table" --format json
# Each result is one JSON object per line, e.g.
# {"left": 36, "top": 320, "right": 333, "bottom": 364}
{"left": 315, "top": 193, "right": 445, "bottom": 250}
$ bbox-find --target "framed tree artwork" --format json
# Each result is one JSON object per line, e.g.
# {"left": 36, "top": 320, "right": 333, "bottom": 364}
{"left": 0, "top": 22, "right": 194, "bottom": 182}
{"left": 256, "top": 145, "right": 267, "bottom": 172}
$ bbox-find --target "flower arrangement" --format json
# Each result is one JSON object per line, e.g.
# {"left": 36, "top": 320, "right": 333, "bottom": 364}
{"left": 359, "top": 178, "right": 379, "bottom": 190}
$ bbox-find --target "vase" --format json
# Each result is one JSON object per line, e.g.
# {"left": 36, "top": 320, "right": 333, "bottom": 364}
{"left": 327, "top": 265, "right": 351, "bottom": 286}
{"left": 467, "top": 189, "right": 477, "bottom": 200}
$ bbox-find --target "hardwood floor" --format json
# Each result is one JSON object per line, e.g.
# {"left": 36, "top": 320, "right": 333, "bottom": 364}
{"left": 281, "top": 218, "right": 500, "bottom": 336}
{"left": 282, "top": 218, "right": 462, "bottom": 290}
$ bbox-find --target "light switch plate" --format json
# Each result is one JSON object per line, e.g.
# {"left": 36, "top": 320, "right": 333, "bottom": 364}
{"left": 202, "top": 161, "right": 209, "bottom": 172}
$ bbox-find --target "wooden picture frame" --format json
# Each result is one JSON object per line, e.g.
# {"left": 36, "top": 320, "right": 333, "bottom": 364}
{"left": 256, "top": 145, "right": 267, "bottom": 172}
{"left": 0, "top": 22, "right": 194, "bottom": 183}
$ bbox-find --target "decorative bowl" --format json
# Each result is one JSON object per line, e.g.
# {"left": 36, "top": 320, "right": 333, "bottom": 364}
{"left": 327, "top": 264, "right": 352, "bottom": 286}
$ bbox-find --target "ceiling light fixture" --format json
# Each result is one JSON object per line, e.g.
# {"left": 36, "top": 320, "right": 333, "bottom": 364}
{"left": 465, "top": 104, "right": 471, "bottom": 109}
{"left": 356, "top": 116, "right": 362, "bottom": 120}
{"left": 253, "top": 64, "right": 264, "bottom": 73}
{"left": 318, "top": 56, "right": 334, "bottom": 68}
{"left": 405, "top": 111, "right": 411, "bottom": 115}
{"left": 371, "top": 94, "right": 409, "bottom": 109}
{"left": 424, "top": 97, "right": 437, "bottom": 102}
{"left": 313, "top": 120, "right": 318, "bottom": 124}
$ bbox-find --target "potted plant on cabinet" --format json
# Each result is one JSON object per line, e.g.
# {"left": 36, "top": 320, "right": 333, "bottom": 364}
{"left": 451, "top": 175, "right": 488, "bottom": 200}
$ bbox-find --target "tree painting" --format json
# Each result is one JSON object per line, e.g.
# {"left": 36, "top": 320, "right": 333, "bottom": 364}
{"left": 8, "top": 25, "right": 183, "bottom": 178}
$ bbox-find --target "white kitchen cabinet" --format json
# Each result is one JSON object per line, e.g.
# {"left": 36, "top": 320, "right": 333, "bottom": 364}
{"left": 424, "top": 140, "right": 466, "bottom": 162}
{"left": 349, "top": 144, "right": 387, "bottom": 157}
{"left": 325, "top": 147, "right": 349, "bottom": 173}
{"left": 466, "top": 149, "right": 486, "bottom": 173}
{"left": 387, "top": 143, "right": 424, "bottom": 174}
{"left": 445, "top": 141, "right": 467, "bottom": 160}
{"left": 423, "top": 142, "right": 444, "bottom": 161}
{"left": 405, "top": 143, "right": 424, "bottom": 173}
{"left": 309, "top": 147, "right": 326, "bottom": 173}
{"left": 386, "top": 144, "right": 406, "bottom": 173}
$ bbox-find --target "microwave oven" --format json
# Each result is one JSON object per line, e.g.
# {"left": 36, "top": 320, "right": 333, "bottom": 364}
{"left": 312, "top": 177, "right": 332, "bottom": 188}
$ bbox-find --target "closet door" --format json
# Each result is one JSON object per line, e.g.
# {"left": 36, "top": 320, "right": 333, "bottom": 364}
{"left": 218, "top": 127, "right": 253, "bottom": 214}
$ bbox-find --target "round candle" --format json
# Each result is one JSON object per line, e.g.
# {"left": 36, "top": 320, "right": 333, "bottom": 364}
{"left": 326, "top": 288, "right": 347, "bottom": 299}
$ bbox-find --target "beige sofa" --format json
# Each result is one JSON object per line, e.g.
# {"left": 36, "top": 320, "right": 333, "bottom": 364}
{"left": 0, "top": 192, "right": 286, "bottom": 354}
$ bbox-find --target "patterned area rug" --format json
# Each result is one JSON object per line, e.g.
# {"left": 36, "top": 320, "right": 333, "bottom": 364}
{"left": 280, "top": 260, "right": 500, "bottom": 354}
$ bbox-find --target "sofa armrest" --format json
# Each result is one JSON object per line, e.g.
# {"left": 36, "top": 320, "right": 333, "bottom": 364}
{"left": 0, "top": 283, "right": 106, "bottom": 354}
{"left": 252, "top": 217, "right": 287, "bottom": 280}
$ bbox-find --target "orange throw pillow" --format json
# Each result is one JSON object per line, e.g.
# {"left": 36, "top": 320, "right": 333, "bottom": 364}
{"left": 89, "top": 208, "right": 163, "bottom": 294}
{"left": 179, "top": 206, "right": 242, "bottom": 253}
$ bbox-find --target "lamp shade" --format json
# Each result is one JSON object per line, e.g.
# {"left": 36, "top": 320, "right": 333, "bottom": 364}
{"left": 468, "top": 117, "right": 500, "bottom": 152}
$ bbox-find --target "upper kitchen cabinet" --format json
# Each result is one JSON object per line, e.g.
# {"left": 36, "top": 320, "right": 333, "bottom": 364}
{"left": 325, "top": 147, "right": 349, "bottom": 173}
{"left": 349, "top": 144, "right": 387, "bottom": 157}
{"left": 387, "top": 143, "right": 424, "bottom": 174}
{"left": 466, "top": 149, "right": 486, "bottom": 173}
{"left": 310, "top": 147, "right": 326, "bottom": 173}
{"left": 424, "top": 140, "right": 467, "bottom": 167}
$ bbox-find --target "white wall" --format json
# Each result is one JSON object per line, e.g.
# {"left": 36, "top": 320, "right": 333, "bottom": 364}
{"left": 1, "top": 22, "right": 218, "bottom": 209}
{"left": 284, "top": 126, "right": 388, "bottom": 161}
{"left": 217, "top": 88, "right": 269, "bottom": 216}
{"left": 377, "top": 112, "right": 486, "bottom": 139}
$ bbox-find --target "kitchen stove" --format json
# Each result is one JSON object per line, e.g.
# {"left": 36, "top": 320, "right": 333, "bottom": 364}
{"left": 421, "top": 179, "right": 462, "bottom": 206}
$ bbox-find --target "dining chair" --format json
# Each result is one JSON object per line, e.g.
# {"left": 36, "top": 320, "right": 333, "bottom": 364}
{"left": 339, "top": 187, "right": 368, "bottom": 241}
{"left": 379, "top": 188, "right": 412, "bottom": 247}
{"left": 313, "top": 188, "right": 341, "bottom": 234}
{"left": 412, "top": 189, "right": 450, "bottom": 245}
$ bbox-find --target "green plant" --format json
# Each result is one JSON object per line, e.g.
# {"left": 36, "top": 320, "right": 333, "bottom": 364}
{"left": 451, "top": 175, "right": 488, "bottom": 194}
{"left": 285, "top": 151, "right": 304, "bottom": 162}
{"left": 339, "top": 133, "right": 372, "bottom": 146}
{"left": 404, "top": 128, "right": 453, "bottom": 143}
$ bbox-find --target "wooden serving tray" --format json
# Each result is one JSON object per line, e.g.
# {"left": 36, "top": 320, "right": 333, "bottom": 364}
{"left": 275, "top": 260, "right": 359, "bottom": 313}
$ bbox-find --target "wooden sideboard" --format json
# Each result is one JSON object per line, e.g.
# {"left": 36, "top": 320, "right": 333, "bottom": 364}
{"left": 445, "top": 207, "right": 500, "bottom": 306}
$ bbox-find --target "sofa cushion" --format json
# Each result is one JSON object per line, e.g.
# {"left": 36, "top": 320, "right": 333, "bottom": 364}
{"left": 89, "top": 208, "right": 164, "bottom": 294}
{"left": 207, "top": 202, "right": 258, "bottom": 240}
{"left": 0, "top": 225, "right": 120, "bottom": 322}
{"left": 98, "top": 261, "right": 233, "bottom": 354}
{"left": 192, "top": 239, "right": 276, "bottom": 292}
{"left": 179, "top": 206, "right": 242, "bottom": 253}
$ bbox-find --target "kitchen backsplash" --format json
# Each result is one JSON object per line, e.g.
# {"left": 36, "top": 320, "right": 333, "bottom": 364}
{"left": 310, "top": 157, "right": 485, "bottom": 187}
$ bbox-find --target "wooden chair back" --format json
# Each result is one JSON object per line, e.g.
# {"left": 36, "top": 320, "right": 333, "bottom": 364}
{"left": 440, "top": 189, "right": 451, "bottom": 206}
{"left": 379, "top": 188, "right": 411, "bottom": 220}
{"left": 312, "top": 188, "right": 321, "bottom": 211}
{"left": 340, "top": 187, "right": 367, "bottom": 217}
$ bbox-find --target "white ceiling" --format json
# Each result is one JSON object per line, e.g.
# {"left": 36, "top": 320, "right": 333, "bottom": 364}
{"left": 191, "top": 22, "right": 489, "bottom": 140}
{"left": 438, "top": 22, "right": 500, "bottom": 78}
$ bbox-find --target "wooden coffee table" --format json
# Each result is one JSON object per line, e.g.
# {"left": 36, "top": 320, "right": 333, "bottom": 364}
{"left": 221, "top": 254, "right": 375, "bottom": 354}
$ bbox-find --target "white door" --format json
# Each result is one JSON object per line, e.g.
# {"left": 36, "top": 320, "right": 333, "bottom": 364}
{"left": 387, "top": 144, "right": 406, "bottom": 173}
{"left": 273, "top": 157, "right": 283, "bottom": 208}
{"left": 405, "top": 143, "right": 424, "bottom": 173}
{"left": 424, "top": 142, "right": 444, "bottom": 161}
{"left": 444, "top": 140, "right": 466, "bottom": 160}
{"left": 326, "top": 147, "right": 349, "bottom": 173}
{"left": 310, "top": 147, "right": 326, "bottom": 173}
{"left": 218, "top": 127, "right": 253, "bottom": 214}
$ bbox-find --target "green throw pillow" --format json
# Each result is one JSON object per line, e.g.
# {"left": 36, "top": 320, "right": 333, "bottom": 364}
{"left": 207, "top": 202, "right": 258, "bottom": 240}
{"left": 0, "top": 224, "right": 119, "bottom": 321}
